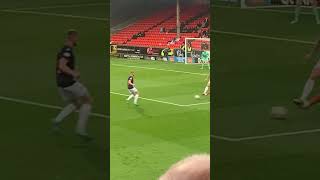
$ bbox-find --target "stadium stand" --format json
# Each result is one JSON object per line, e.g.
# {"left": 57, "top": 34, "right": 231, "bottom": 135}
{"left": 110, "top": 5, "right": 209, "bottom": 49}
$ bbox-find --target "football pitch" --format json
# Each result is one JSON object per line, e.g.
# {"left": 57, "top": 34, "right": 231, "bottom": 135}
{"left": 110, "top": 58, "right": 210, "bottom": 179}
{"left": 212, "top": 4, "right": 320, "bottom": 179}
{"left": 0, "top": 0, "right": 108, "bottom": 179}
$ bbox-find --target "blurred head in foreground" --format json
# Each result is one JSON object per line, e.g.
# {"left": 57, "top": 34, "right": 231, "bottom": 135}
{"left": 66, "top": 29, "right": 79, "bottom": 47}
{"left": 159, "top": 154, "right": 210, "bottom": 180}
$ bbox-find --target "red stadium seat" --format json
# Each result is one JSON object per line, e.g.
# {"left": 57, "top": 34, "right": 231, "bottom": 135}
{"left": 111, "top": 5, "right": 210, "bottom": 48}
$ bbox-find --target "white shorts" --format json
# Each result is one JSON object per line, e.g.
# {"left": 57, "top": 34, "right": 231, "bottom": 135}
{"left": 58, "top": 82, "right": 90, "bottom": 103}
{"left": 128, "top": 87, "right": 138, "bottom": 94}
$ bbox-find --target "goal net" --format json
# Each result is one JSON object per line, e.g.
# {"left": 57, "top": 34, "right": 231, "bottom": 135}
{"left": 240, "top": 0, "right": 316, "bottom": 8}
{"left": 184, "top": 38, "right": 210, "bottom": 64}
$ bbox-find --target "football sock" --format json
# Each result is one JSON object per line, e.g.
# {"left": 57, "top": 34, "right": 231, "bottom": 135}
{"left": 53, "top": 103, "right": 76, "bottom": 123}
{"left": 76, "top": 104, "right": 91, "bottom": 135}
{"left": 203, "top": 87, "right": 209, "bottom": 95}
{"left": 313, "top": 6, "right": 320, "bottom": 23}
{"left": 292, "top": 5, "right": 301, "bottom": 23}
{"left": 127, "top": 94, "right": 134, "bottom": 101}
{"left": 301, "top": 79, "right": 315, "bottom": 101}
{"left": 134, "top": 94, "right": 139, "bottom": 104}
{"left": 309, "top": 95, "right": 320, "bottom": 107}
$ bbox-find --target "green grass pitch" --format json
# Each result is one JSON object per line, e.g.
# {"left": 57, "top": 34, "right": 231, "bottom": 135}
{"left": 0, "top": 1, "right": 108, "bottom": 179}
{"left": 110, "top": 58, "right": 210, "bottom": 179}
{"left": 212, "top": 4, "right": 320, "bottom": 180}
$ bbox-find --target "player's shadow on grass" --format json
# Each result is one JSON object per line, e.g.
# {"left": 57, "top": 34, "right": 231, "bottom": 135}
{"left": 64, "top": 136, "right": 109, "bottom": 178}
{"left": 135, "top": 106, "right": 144, "bottom": 114}
{"left": 82, "top": 143, "right": 109, "bottom": 178}
{"left": 135, "top": 105, "right": 153, "bottom": 118}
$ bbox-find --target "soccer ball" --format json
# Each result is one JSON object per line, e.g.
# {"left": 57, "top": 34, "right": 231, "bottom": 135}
{"left": 194, "top": 95, "right": 200, "bottom": 99}
{"left": 270, "top": 106, "right": 288, "bottom": 120}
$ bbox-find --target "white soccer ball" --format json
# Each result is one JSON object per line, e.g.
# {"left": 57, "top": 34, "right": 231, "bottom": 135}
{"left": 270, "top": 106, "right": 288, "bottom": 120}
{"left": 194, "top": 95, "right": 200, "bottom": 99}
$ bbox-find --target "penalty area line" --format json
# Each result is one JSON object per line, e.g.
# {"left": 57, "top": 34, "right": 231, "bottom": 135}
{"left": 111, "top": 64, "right": 209, "bottom": 76}
{"left": 0, "top": 96, "right": 108, "bottom": 119}
{"left": 213, "top": 5, "right": 318, "bottom": 15}
{"left": 110, "top": 92, "right": 210, "bottom": 107}
{"left": 211, "top": 128, "right": 320, "bottom": 142}
{"left": 213, "top": 30, "right": 315, "bottom": 45}
{"left": 13, "top": 2, "right": 107, "bottom": 11}
{"left": 1, "top": 9, "right": 107, "bottom": 21}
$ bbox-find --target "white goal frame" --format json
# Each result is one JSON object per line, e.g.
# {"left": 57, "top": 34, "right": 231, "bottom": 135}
{"left": 184, "top": 38, "right": 210, "bottom": 64}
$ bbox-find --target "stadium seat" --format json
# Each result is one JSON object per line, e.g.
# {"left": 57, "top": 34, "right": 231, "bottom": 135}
{"left": 111, "top": 5, "right": 210, "bottom": 48}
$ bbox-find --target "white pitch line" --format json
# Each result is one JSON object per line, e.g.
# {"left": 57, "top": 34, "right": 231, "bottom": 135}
{"left": 0, "top": 96, "right": 108, "bottom": 119}
{"left": 111, "top": 64, "right": 208, "bottom": 76}
{"left": 213, "top": 5, "right": 317, "bottom": 15}
{"left": 2, "top": 6, "right": 315, "bottom": 46}
{"left": 213, "top": 30, "right": 315, "bottom": 45}
{"left": 211, "top": 135, "right": 238, "bottom": 141}
{"left": 13, "top": 2, "right": 107, "bottom": 11}
{"left": 184, "top": 102, "right": 211, "bottom": 106}
{"left": 4, "top": 94, "right": 320, "bottom": 142}
{"left": 211, "top": 128, "right": 320, "bottom": 142}
{"left": 1, "top": 9, "right": 106, "bottom": 21}
{"left": 110, "top": 92, "right": 209, "bottom": 107}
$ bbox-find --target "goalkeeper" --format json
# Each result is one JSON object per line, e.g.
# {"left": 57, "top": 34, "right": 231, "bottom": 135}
{"left": 200, "top": 50, "right": 210, "bottom": 70}
{"left": 291, "top": 0, "right": 319, "bottom": 24}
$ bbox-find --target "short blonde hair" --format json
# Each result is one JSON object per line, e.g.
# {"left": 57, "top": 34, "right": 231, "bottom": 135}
{"left": 159, "top": 154, "right": 210, "bottom": 180}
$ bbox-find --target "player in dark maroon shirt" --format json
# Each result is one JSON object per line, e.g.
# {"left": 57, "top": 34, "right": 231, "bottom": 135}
{"left": 126, "top": 71, "right": 139, "bottom": 105}
{"left": 53, "top": 30, "right": 92, "bottom": 141}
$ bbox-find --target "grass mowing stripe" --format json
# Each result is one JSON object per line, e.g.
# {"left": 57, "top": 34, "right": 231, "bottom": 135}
{"left": 213, "top": 30, "right": 315, "bottom": 45}
{"left": 13, "top": 2, "right": 107, "bottom": 11}
{"left": 0, "top": 96, "right": 108, "bottom": 119}
{"left": 1, "top": 9, "right": 107, "bottom": 21}
{"left": 111, "top": 91, "right": 210, "bottom": 107}
{"left": 111, "top": 64, "right": 208, "bottom": 76}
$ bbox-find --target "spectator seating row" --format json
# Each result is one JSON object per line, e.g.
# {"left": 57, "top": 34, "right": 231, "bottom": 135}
{"left": 111, "top": 5, "right": 210, "bottom": 49}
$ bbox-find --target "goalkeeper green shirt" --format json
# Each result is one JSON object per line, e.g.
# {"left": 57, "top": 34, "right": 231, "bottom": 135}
{"left": 201, "top": 51, "right": 210, "bottom": 62}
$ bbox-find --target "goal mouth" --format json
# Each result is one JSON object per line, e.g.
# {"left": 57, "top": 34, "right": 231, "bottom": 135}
{"left": 184, "top": 38, "right": 211, "bottom": 64}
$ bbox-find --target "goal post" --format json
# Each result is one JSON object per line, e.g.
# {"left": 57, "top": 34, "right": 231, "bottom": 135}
{"left": 184, "top": 38, "right": 210, "bottom": 64}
